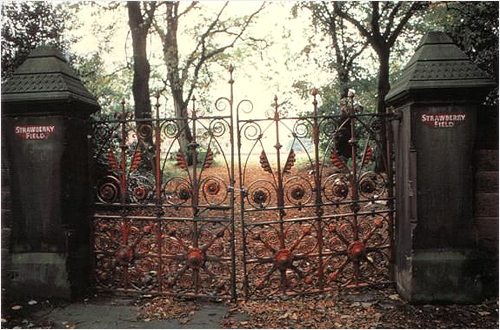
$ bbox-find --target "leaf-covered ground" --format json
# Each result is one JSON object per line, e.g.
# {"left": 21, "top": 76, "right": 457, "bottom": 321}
{"left": 2, "top": 287, "right": 498, "bottom": 329}
{"left": 219, "top": 287, "right": 499, "bottom": 329}
{"left": 138, "top": 286, "right": 499, "bottom": 329}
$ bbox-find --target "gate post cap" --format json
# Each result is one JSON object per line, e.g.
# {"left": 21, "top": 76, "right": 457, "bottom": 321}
{"left": 385, "top": 31, "right": 496, "bottom": 105}
{"left": 1, "top": 45, "right": 100, "bottom": 116}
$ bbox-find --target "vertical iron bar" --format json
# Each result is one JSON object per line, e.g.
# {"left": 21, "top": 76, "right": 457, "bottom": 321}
{"left": 191, "top": 97, "right": 199, "bottom": 295}
{"left": 236, "top": 91, "right": 249, "bottom": 300}
{"left": 348, "top": 94, "right": 360, "bottom": 286}
{"left": 272, "top": 96, "right": 287, "bottom": 293}
{"left": 273, "top": 96, "right": 285, "bottom": 248}
{"left": 348, "top": 96, "right": 359, "bottom": 239}
{"left": 120, "top": 99, "right": 128, "bottom": 204}
{"left": 311, "top": 88, "right": 324, "bottom": 291}
{"left": 154, "top": 94, "right": 163, "bottom": 292}
{"left": 119, "top": 99, "right": 129, "bottom": 290}
{"left": 228, "top": 66, "right": 237, "bottom": 301}
{"left": 385, "top": 111, "right": 395, "bottom": 281}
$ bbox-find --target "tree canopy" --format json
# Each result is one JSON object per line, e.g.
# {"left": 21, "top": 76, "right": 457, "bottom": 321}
{"left": 1, "top": 1, "right": 74, "bottom": 80}
{"left": 444, "top": 1, "right": 499, "bottom": 105}
{"left": 1, "top": 1, "right": 497, "bottom": 115}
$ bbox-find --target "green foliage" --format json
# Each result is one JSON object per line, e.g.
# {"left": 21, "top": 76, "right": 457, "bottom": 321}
{"left": 443, "top": 1, "right": 499, "bottom": 105}
{"left": 1, "top": 1, "right": 75, "bottom": 80}
{"left": 71, "top": 52, "right": 133, "bottom": 118}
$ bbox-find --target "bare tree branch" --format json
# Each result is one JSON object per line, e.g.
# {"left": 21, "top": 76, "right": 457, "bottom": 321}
{"left": 143, "top": 1, "right": 158, "bottom": 32}
{"left": 371, "top": 2, "right": 381, "bottom": 36}
{"left": 383, "top": 2, "right": 403, "bottom": 40}
{"left": 178, "top": 1, "right": 198, "bottom": 18}
{"left": 185, "top": 2, "right": 266, "bottom": 102}
{"left": 180, "top": 2, "right": 229, "bottom": 86}
{"left": 387, "top": 2, "right": 422, "bottom": 46}
{"left": 333, "top": 2, "right": 374, "bottom": 44}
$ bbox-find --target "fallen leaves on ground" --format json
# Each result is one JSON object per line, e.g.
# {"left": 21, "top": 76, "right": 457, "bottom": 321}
{"left": 221, "top": 287, "right": 499, "bottom": 329}
{"left": 136, "top": 296, "right": 199, "bottom": 324}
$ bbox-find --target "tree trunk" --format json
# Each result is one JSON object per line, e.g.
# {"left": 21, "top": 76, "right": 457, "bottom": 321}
{"left": 334, "top": 68, "right": 351, "bottom": 160}
{"left": 172, "top": 88, "right": 194, "bottom": 164}
{"left": 127, "top": 1, "right": 152, "bottom": 119}
{"left": 127, "top": 1, "right": 154, "bottom": 172}
{"left": 375, "top": 48, "right": 390, "bottom": 172}
{"left": 164, "top": 3, "right": 193, "bottom": 162}
{"left": 338, "top": 69, "right": 350, "bottom": 99}
{"left": 377, "top": 48, "right": 391, "bottom": 115}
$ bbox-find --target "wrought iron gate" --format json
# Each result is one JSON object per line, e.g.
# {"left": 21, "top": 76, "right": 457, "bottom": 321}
{"left": 90, "top": 69, "right": 394, "bottom": 300}
{"left": 236, "top": 89, "right": 394, "bottom": 299}
{"left": 91, "top": 86, "right": 237, "bottom": 299}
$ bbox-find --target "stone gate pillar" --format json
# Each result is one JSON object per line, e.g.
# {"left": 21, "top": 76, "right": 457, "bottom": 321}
{"left": 385, "top": 32, "right": 496, "bottom": 303}
{"left": 1, "top": 46, "right": 100, "bottom": 298}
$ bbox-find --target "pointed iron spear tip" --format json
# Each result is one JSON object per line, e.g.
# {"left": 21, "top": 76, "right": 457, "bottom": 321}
{"left": 274, "top": 95, "right": 278, "bottom": 102}
{"left": 229, "top": 64, "right": 234, "bottom": 73}
{"left": 154, "top": 92, "right": 160, "bottom": 99}
{"left": 120, "top": 98, "right": 126, "bottom": 105}
{"left": 311, "top": 87, "right": 319, "bottom": 96}
{"left": 192, "top": 95, "right": 197, "bottom": 101}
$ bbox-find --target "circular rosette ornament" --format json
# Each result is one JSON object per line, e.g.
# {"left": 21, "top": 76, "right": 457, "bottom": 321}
{"left": 96, "top": 175, "right": 121, "bottom": 203}
{"left": 161, "top": 121, "right": 179, "bottom": 139}
{"left": 162, "top": 177, "right": 192, "bottom": 206}
{"left": 284, "top": 223, "right": 317, "bottom": 255}
{"left": 323, "top": 174, "right": 350, "bottom": 202}
{"left": 292, "top": 119, "right": 311, "bottom": 139}
{"left": 246, "top": 179, "right": 276, "bottom": 209}
{"left": 236, "top": 99, "right": 254, "bottom": 115}
{"left": 200, "top": 176, "right": 228, "bottom": 206}
{"left": 94, "top": 254, "right": 121, "bottom": 289}
{"left": 319, "top": 117, "right": 338, "bottom": 138}
{"left": 137, "top": 123, "right": 153, "bottom": 141}
{"left": 114, "top": 244, "right": 134, "bottom": 266}
{"left": 357, "top": 171, "right": 386, "bottom": 198}
{"left": 240, "top": 121, "right": 262, "bottom": 141}
{"left": 369, "top": 117, "right": 384, "bottom": 134}
{"left": 93, "top": 219, "right": 121, "bottom": 252}
{"left": 246, "top": 234, "right": 273, "bottom": 259}
{"left": 208, "top": 118, "right": 228, "bottom": 138}
{"left": 215, "top": 97, "right": 231, "bottom": 113}
{"left": 186, "top": 248, "right": 205, "bottom": 269}
{"left": 284, "top": 176, "right": 313, "bottom": 206}
{"left": 128, "top": 175, "right": 154, "bottom": 204}
{"left": 247, "top": 225, "right": 281, "bottom": 260}
{"left": 128, "top": 257, "right": 158, "bottom": 291}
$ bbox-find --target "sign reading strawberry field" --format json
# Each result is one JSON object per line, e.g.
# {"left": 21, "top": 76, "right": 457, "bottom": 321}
{"left": 15, "top": 125, "right": 55, "bottom": 140}
{"left": 421, "top": 113, "right": 466, "bottom": 128}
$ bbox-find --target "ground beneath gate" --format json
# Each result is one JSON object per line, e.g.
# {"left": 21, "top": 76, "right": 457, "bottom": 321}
{"left": 1, "top": 287, "right": 498, "bottom": 329}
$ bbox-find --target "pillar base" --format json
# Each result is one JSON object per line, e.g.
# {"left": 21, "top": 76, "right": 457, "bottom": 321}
{"left": 10, "top": 253, "right": 72, "bottom": 299}
{"left": 396, "top": 249, "right": 483, "bottom": 304}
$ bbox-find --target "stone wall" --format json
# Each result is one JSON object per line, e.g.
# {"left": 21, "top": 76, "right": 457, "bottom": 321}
{"left": 474, "top": 106, "right": 499, "bottom": 297}
{"left": 1, "top": 129, "right": 13, "bottom": 304}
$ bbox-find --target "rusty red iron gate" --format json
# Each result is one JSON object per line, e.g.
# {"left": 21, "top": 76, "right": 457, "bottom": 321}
{"left": 90, "top": 70, "right": 395, "bottom": 300}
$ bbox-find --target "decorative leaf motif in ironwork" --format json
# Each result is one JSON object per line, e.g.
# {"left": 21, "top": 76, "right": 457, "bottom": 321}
{"left": 259, "top": 150, "right": 273, "bottom": 174}
{"left": 129, "top": 148, "right": 142, "bottom": 173}
{"left": 202, "top": 147, "right": 214, "bottom": 169}
{"left": 107, "top": 149, "right": 120, "bottom": 173}
{"left": 176, "top": 150, "right": 188, "bottom": 170}
{"left": 361, "top": 144, "right": 373, "bottom": 166}
{"left": 283, "top": 148, "right": 296, "bottom": 174}
{"left": 330, "top": 150, "right": 347, "bottom": 170}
